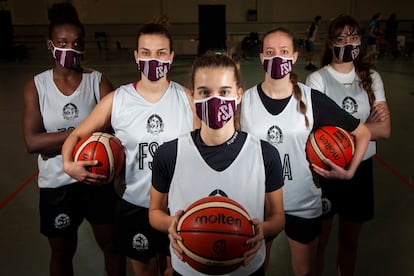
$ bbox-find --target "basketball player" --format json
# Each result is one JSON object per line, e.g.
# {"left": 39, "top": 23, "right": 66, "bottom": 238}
{"left": 305, "top": 14, "right": 391, "bottom": 276}
{"left": 62, "top": 18, "right": 198, "bottom": 276}
{"left": 148, "top": 51, "right": 286, "bottom": 275}
{"left": 22, "top": 2, "right": 125, "bottom": 276}
{"left": 239, "top": 27, "right": 371, "bottom": 275}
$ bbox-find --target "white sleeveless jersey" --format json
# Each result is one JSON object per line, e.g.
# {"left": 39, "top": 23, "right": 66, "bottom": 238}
{"left": 34, "top": 69, "right": 102, "bottom": 188}
{"left": 111, "top": 81, "right": 193, "bottom": 207}
{"left": 169, "top": 133, "right": 266, "bottom": 275}
{"left": 241, "top": 83, "right": 322, "bottom": 219}
{"left": 318, "top": 67, "right": 381, "bottom": 159}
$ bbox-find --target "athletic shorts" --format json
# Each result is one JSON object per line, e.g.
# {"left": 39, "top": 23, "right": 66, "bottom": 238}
{"left": 284, "top": 214, "right": 322, "bottom": 244}
{"left": 320, "top": 158, "right": 374, "bottom": 222}
{"left": 305, "top": 40, "right": 315, "bottom": 52}
{"left": 39, "top": 182, "right": 118, "bottom": 237}
{"left": 115, "top": 198, "right": 170, "bottom": 260}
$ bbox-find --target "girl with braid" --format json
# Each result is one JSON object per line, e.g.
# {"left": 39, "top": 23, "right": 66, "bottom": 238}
{"left": 306, "top": 15, "right": 391, "bottom": 276}
{"left": 240, "top": 27, "right": 371, "bottom": 276}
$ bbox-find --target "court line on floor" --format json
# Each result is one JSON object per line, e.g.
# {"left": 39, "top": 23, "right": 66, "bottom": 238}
{"left": 0, "top": 170, "right": 38, "bottom": 209}
{"left": 374, "top": 155, "right": 413, "bottom": 190}
{"left": 0, "top": 155, "right": 412, "bottom": 209}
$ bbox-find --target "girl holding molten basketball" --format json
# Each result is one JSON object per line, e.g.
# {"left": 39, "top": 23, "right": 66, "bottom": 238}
{"left": 22, "top": 2, "right": 125, "bottom": 276}
{"left": 239, "top": 27, "right": 371, "bottom": 276}
{"left": 305, "top": 14, "right": 391, "bottom": 276}
{"left": 62, "top": 17, "right": 198, "bottom": 276}
{"left": 149, "top": 51, "right": 286, "bottom": 275}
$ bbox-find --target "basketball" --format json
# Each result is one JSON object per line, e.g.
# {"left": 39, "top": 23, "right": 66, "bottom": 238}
{"left": 176, "top": 196, "right": 255, "bottom": 275}
{"left": 306, "top": 125, "right": 355, "bottom": 169}
{"left": 73, "top": 132, "right": 125, "bottom": 183}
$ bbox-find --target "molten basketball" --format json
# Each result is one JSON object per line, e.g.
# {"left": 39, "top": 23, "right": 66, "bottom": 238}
{"left": 176, "top": 196, "right": 255, "bottom": 275}
{"left": 306, "top": 126, "right": 355, "bottom": 169}
{"left": 73, "top": 132, "right": 125, "bottom": 183}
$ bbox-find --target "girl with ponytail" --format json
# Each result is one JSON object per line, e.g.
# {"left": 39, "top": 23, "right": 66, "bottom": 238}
{"left": 240, "top": 27, "right": 370, "bottom": 275}
{"left": 306, "top": 14, "right": 391, "bottom": 276}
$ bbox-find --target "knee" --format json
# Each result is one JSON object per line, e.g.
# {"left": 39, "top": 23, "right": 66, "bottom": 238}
{"left": 48, "top": 236, "right": 77, "bottom": 260}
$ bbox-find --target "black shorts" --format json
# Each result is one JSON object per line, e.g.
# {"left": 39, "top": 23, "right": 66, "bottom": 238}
{"left": 305, "top": 40, "right": 315, "bottom": 52}
{"left": 320, "top": 158, "right": 374, "bottom": 222}
{"left": 115, "top": 198, "right": 170, "bottom": 260}
{"left": 284, "top": 214, "right": 322, "bottom": 244}
{"left": 39, "top": 182, "right": 118, "bottom": 237}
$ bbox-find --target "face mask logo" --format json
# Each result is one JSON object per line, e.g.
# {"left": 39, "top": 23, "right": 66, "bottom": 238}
{"left": 262, "top": 56, "right": 293, "bottom": 79}
{"left": 138, "top": 58, "right": 171, "bottom": 81}
{"left": 333, "top": 43, "right": 360, "bottom": 62}
{"left": 50, "top": 42, "right": 84, "bottom": 69}
{"left": 195, "top": 96, "right": 237, "bottom": 129}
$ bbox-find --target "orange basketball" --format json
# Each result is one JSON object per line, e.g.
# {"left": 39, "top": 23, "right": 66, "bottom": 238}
{"left": 176, "top": 196, "right": 255, "bottom": 275}
{"left": 73, "top": 132, "right": 125, "bottom": 183}
{"left": 306, "top": 125, "right": 355, "bottom": 170}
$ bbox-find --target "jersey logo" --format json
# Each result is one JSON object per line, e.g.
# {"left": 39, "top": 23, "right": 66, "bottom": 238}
{"left": 62, "top": 103, "right": 79, "bottom": 120}
{"left": 146, "top": 114, "right": 164, "bottom": 134}
{"left": 54, "top": 213, "right": 71, "bottom": 229}
{"left": 209, "top": 189, "right": 228, "bottom": 197}
{"left": 342, "top": 96, "right": 358, "bottom": 114}
{"left": 132, "top": 233, "right": 149, "bottom": 252}
{"left": 267, "top": 125, "right": 284, "bottom": 145}
{"left": 321, "top": 197, "right": 332, "bottom": 214}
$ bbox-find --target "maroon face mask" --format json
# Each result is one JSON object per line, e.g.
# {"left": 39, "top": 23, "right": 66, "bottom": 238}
{"left": 50, "top": 42, "right": 84, "bottom": 69}
{"left": 138, "top": 58, "right": 171, "bottom": 81}
{"left": 195, "top": 96, "right": 237, "bottom": 129}
{"left": 333, "top": 43, "right": 360, "bottom": 63}
{"left": 262, "top": 56, "right": 293, "bottom": 79}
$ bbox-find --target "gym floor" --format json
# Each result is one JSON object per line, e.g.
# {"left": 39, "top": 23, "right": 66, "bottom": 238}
{"left": 0, "top": 46, "right": 413, "bottom": 276}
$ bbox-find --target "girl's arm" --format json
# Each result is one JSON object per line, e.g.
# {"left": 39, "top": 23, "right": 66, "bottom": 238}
{"left": 366, "top": 101, "right": 391, "bottom": 139}
{"left": 99, "top": 74, "right": 115, "bottom": 98}
{"left": 244, "top": 188, "right": 285, "bottom": 265}
{"left": 149, "top": 186, "right": 174, "bottom": 232}
{"left": 23, "top": 79, "right": 72, "bottom": 157}
{"left": 61, "top": 92, "right": 114, "bottom": 184}
{"left": 313, "top": 122, "right": 371, "bottom": 180}
{"left": 149, "top": 186, "right": 186, "bottom": 260}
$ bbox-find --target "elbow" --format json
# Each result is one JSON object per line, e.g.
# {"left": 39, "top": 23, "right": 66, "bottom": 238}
{"left": 23, "top": 132, "right": 39, "bottom": 154}
{"left": 267, "top": 213, "right": 285, "bottom": 237}
{"left": 24, "top": 141, "right": 38, "bottom": 154}
{"left": 373, "top": 127, "right": 391, "bottom": 140}
{"left": 384, "top": 125, "right": 391, "bottom": 139}
{"left": 26, "top": 148, "right": 37, "bottom": 154}
{"left": 148, "top": 211, "right": 156, "bottom": 229}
